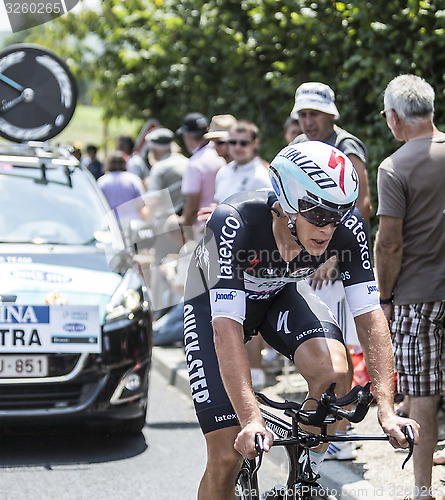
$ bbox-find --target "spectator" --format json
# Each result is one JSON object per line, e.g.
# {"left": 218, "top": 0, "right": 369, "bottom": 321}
{"left": 116, "top": 136, "right": 150, "bottom": 186}
{"left": 292, "top": 81, "right": 373, "bottom": 461}
{"left": 177, "top": 112, "right": 225, "bottom": 241}
{"left": 374, "top": 74, "right": 445, "bottom": 500}
{"left": 214, "top": 120, "right": 271, "bottom": 204}
{"left": 284, "top": 115, "right": 302, "bottom": 145}
{"left": 144, "top": 128, "right": 189, "bottom": 314}
{"left": 204, "top": 114, "right": 237, "bottom": 163}
{"left": 292, "top": 82, "right": 372, "bottom": 223}
{"left": 145, "top": 127, "right": 188, "bottom": 220}
{"left": 152, "top": 217, "right": 197, "bottom": 346}
{"left": 81, "top": 144, "right": 103, "bottom": 180}
{"left": 98, "top": 151, "right": 146, "bottom": 227}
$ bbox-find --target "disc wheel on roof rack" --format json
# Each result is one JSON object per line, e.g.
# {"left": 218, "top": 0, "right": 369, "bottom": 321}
{"left": 0, "top": 43, "right": 77, "bottom": 143}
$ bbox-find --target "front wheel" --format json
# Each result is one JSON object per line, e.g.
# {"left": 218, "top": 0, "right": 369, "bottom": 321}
{"left": 235, "top": 458, "right": 259, "bottom": 499}
{"left": 298, "top": 491, "right": 337, "bottom": 500}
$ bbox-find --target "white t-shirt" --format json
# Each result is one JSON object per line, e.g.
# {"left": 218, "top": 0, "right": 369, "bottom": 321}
{"left": 214, "top": 157, "right": 271, "bottom": 203}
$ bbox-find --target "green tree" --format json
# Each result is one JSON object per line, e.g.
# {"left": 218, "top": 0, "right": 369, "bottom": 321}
{"left": 9, "top": 0, "right": 445, "bottom": 233}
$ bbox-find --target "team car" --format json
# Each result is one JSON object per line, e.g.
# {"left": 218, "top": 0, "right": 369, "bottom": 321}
{"left": 0, "top": 142, "right": 153, "bottom": 434}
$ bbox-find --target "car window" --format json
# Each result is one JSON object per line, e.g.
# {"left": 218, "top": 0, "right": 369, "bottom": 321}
{"left": 0, "top": 165, "right": 118, "bottom": 246}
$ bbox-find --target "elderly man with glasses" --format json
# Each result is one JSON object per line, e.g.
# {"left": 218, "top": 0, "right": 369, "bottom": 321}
{"left": 375, "top": 74, "right": 445, "bottom": 500}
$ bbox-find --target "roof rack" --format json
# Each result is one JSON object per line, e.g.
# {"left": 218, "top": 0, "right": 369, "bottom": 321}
{"left": 0, "top": 141, "right": 78, "bottom": 167}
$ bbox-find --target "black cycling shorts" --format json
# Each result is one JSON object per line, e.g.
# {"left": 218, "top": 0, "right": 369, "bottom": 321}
{"left": 183, "top": 280, "right": 344, "bottom": 434}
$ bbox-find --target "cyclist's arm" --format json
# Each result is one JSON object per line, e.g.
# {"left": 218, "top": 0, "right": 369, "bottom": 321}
{"left": 354, "top": 309, "right": 419, "bottom": 447}
{"left": 213, "top": 317, "right": 272, "bottom": 458}
{"left": 213, "top": 317, "right": 261, "bottom": 424}
{"left": 354, "top": 308, "right": 395, "bottom": 414}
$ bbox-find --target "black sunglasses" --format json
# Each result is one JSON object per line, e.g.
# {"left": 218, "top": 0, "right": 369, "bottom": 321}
{"left": 215, "top": 140, "right": 228, "bottom": 145}
{"left": 228, "top": 139, "right": 252, "bottom": 147}
{"left": 298, "top": 199, "right": 348, "bottom": 227}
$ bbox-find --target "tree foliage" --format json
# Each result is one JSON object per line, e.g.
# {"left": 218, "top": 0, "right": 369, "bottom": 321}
{"left": 10, "top": 0, "right": 445, "bottom": 232}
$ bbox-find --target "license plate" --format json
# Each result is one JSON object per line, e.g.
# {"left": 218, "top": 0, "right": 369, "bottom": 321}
{"left": 0, "top": 355, "right": 48, "bottom": 377}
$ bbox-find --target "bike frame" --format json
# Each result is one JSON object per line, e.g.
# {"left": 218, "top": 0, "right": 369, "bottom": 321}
{"left": 236, "top": 385, "right": 414, "bottom": 500}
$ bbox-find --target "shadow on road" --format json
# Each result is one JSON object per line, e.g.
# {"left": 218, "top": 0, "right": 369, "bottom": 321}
{"left": 147, "top": 421, "right": 200, "bottom": 430}
{"left": 0, "top": 423, "right": 148, "bottom": 467}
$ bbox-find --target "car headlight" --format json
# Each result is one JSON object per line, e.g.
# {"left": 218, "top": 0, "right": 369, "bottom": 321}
{"left": 105, "top": 270, "right": 144, "bottom": 321}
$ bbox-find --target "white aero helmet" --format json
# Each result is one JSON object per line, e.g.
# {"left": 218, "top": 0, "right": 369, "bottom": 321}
{"left": 269, "top": 141, "right": 358, "bottom": 218}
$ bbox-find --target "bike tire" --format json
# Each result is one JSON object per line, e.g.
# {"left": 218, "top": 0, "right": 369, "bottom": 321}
{"left": 301, "top": 495, "right": 337, "bottom": 500}
{"left": 235, "top": 459, "right": 259, "bottom": 499}
{"left": 300, "top": 497, "right": 336, "bottom": 500}
{"left": 261, "top": 489, "right": 336, "bottom": 499}
{"left": 298, "top": 492, "right": 337, "bottom": 500}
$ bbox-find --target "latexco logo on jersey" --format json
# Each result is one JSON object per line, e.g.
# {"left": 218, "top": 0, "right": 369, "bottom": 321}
{"left": 216, "top": 215, "right": 240, "bottom": 280}
{"left": 0, "top": 0, "right": 79, "bottom": 33}
{"left": 342, "top": 215, "right": 372, "bottom": 270}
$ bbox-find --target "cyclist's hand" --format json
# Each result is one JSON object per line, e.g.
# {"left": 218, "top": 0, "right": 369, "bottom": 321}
{"left": 379, "top": 412, "right": 420, "bottom": 449}
{"left": 234, "top": 422, "right": 273, "bottom": 459}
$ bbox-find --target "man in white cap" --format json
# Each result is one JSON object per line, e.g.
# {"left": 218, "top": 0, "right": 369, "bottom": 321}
{"left": 143, "top": 128, "right": 189, "bottom": 315}
{"left": 292, "top": 82, "right": 372, "bottom": 223}
{"left": 145, "top": 127, "right": 188, "bottom": 218}
{"left": 292, "top": 82, "right": 373, "bottom": 461}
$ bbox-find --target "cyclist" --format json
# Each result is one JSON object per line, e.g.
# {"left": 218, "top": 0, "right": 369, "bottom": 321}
{"left": 184, "top": 141, "right": 419, "bottom": 499}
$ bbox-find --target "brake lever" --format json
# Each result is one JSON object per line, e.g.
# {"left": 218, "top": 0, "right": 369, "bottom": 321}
{"left": 255, "top": 433, "right": 264, "bottom": 453}
{"left": 252, "top": 433, "right": 264, "bottom": 475}
{"left": 402, "top": 424, "right": 415, "bottom": 469}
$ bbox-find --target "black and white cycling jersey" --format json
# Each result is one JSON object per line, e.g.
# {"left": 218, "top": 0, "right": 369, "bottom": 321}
{"left": 183, "top": 190, "right": 379, "bottom": 434}
{"left": 186, "top": 190, "right": 379, "bottom": 324}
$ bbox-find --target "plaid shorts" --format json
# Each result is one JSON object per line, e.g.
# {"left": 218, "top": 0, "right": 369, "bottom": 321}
{"left": 392, "top": 301, "right": 445, "bottom": 396}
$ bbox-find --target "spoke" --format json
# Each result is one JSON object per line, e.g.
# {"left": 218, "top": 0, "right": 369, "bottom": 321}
{"left": 0, "top": 93, "right": 26, "bottom": 114}
{"left": 0, "top": 72, "right": 24, "bottom": 92}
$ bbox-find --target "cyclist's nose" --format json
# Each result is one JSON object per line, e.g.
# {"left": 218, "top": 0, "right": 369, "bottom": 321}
{"left": 320, "top": 223, "right": 336, "bottom": 235}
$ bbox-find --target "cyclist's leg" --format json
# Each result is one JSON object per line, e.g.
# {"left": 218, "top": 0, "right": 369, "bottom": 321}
{"left": 184, "top": 292, "right": 244, "bottom": 499}
{"left": 259, "top": 281, "right": 350, "bottom": 450}
{"left": 199, "top": 426, "right": 243, "bottom": 500}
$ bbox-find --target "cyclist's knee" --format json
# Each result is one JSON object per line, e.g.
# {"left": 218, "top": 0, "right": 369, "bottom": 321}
{"left": 205, "top": 427, "right": 243, "bottom": 477}
{"left": 299, "top": 351, "right": 350, "bottom": 396}
{"left": 309, "top": 367, "right": 350, "bottom": 397}
{"left": 295, "top": 339, "right": 349, "bottom": 394}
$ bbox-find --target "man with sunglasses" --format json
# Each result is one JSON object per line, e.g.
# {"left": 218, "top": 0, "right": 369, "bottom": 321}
{"left": 214, "top": 120, "right": 270, "bottom": 205}
{"left": 204, "top": 114, "right": 237, "bottom": 164}
{"left": 184, "top": 141, "right": 419, "bottom": 500}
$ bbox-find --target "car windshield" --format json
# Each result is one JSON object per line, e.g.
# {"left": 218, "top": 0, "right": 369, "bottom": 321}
{"left": 0, "top": 164, "right": 118, "bottom": 245}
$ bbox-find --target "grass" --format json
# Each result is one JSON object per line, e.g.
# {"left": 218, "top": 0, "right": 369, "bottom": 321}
{"left": 55, "top": 104, "right": 144, "bottom": 155}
